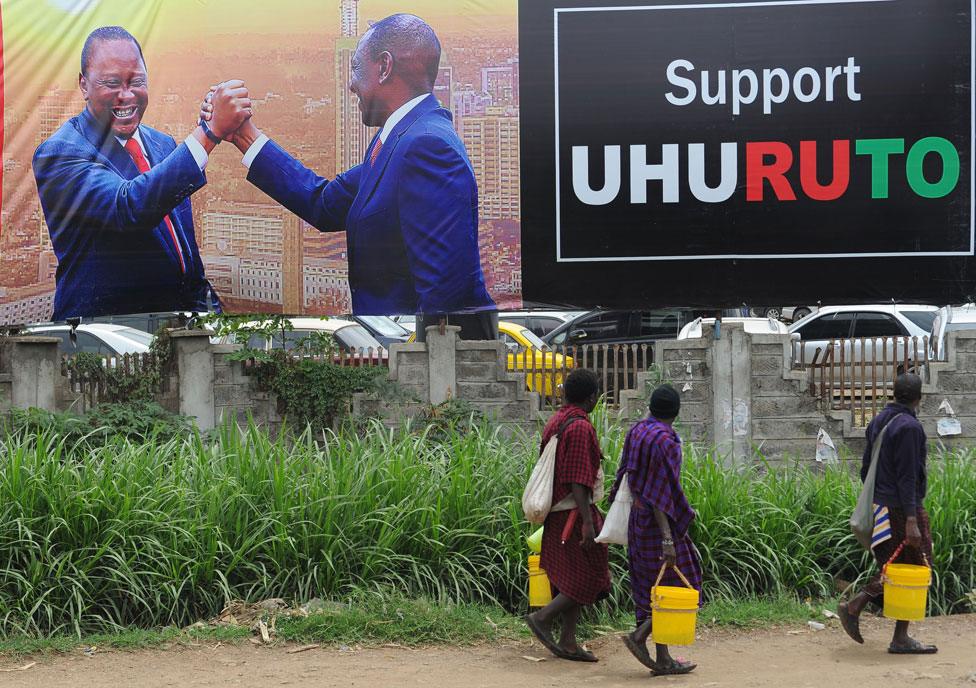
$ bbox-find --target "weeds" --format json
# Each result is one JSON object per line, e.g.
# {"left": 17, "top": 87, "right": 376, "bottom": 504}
{"left": 0, "top": 418, "right": 972, "bottom": 638}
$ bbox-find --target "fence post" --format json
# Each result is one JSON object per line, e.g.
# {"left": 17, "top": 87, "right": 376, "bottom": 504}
{"left": 5, "top": 336, "right": 61, "bottom": 412}
{"left": 169, "top": 329, "right": 215, "bottom": 431}
{"left": 426, "top": 324, "right": 459, "bottom": 404}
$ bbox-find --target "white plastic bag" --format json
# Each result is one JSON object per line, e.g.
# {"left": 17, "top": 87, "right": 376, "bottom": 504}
{"left": 595, "top": 474, "right": 632, "bottom": 545}
{"left": 522, "top": 434, "right": 558, "bottom": 523}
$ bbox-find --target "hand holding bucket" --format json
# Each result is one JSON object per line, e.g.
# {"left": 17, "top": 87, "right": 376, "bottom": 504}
{"left": 881, "top": 540, "right": 931, "bottom": 621}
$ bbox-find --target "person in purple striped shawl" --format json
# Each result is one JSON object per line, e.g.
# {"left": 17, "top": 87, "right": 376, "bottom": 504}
{"left": 612, "top": 384, "right": 702, "bottom": 676}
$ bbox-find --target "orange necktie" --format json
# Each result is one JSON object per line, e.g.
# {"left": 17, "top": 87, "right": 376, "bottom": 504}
{"left": 369, "top": 138, "right": 383, "bottom": 167}
{"left": 123, "top": 137, "right": 186, "bottom": 274}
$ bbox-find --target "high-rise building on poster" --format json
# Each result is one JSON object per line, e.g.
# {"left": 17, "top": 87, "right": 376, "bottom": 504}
{"left": 462, "top": 109, "right": 520, "bottom": 220}
{"left": 335, "top": 0, "right": 376, "bottom": 175}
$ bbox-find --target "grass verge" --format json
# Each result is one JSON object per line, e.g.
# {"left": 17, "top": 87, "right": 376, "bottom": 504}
{"left": 0, "top": 594, "right": 837, "bottom": 659}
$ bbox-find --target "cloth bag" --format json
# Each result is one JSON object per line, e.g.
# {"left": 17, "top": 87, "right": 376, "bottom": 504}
{"left": 522, "top": 417, "right": 604, "bottom": 523}
{"left": 595, "top": 473, "right": 631, "bottom": 545}
{"left": 851, "top": 422, "right": 892, "bottom": 550}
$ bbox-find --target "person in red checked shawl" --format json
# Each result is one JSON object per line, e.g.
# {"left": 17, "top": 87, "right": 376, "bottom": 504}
{"left": 614, "top": 384, "right": 701, "bottom": 676}
{"left": 524, "top": 369, "right": 611, "bottom": 662}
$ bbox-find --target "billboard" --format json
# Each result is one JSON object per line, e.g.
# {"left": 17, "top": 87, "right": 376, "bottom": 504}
{"left": 521, "top": 0, "right": 976, "bottom": 308}
{"left": 0, "top": 0, "right": 972, "bottom": 325}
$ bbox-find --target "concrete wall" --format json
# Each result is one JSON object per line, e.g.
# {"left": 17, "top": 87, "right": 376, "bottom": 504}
{"left": 353, "top": 325, "right": 541, "bottom": 430}
{"left": 3, "top": 326, "right": 975, "bottom": 457}
{"left": 620, "top": 324, "right": 976, "bottom": 463}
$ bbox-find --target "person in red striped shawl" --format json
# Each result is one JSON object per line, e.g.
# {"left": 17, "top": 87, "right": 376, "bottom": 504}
{"left": 525, "top": 369, "right": 611, "bottom": 662}
{"left": 614, "top": 384, "right": 701, "bottom": 676}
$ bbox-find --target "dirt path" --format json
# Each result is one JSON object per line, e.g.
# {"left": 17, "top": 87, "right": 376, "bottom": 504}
{"left": 2, "top": 613, "right": 974, "bottom": 688}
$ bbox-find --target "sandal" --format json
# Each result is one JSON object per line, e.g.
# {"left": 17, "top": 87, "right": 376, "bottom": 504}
{"left": 837, "top": 601, "right": 864, "bottom": 644}
{"left": 622, "top": 634, "right": 656, "bottom": 670}
{"left": 523, "top": 614, "right": 562, "bottom": 658}
{"left": 888, "top": 638, "right": 938, "bottom": 654}
{"left": 651, "top": 657, "right": 697, "bottom": 676}
{"left": 559, "top": 647, "right": 598, "bottom": 662}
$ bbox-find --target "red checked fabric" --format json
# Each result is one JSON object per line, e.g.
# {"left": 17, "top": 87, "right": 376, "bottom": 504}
{"left": 538, "top": 404, "right": 611, "bottom": 605}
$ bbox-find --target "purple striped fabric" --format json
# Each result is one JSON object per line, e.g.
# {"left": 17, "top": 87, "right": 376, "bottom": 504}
{"left": 611, "top": 418, "right": 703, "bottom": 624}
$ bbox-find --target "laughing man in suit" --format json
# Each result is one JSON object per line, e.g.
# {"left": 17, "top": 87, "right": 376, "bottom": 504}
{"left": 32, "top": 26, "right": 251, "bottom": 320}
{"left": 204, "top": 14, "right": 497, "bottom": 339}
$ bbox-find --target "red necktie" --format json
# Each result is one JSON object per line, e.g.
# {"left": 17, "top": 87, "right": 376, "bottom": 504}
{"left": 123, "top": 137, "right": 186, "bottom": 274}
{"left": 370, "top": 138, "right": 383, "bottom": 167}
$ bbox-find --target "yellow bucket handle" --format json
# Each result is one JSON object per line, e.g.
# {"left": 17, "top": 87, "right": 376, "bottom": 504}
{"left": 881, "top": 540, "right": 931, "bottom": 577}
{"left": 653, "top": 561, "right": 694, "bottom": 590}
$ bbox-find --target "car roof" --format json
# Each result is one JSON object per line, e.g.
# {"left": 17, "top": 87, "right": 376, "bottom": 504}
{"left": 806, "top": 304, "right": 938, "bottom": 315}
{"left": 498, "top": 310, "right": 586, "bottom": 320}
{"left": 236, "top": 317, "right": 358, "bottom": 333}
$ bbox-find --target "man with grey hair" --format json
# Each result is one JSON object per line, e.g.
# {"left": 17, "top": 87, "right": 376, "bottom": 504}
{"left": 838, "top": 373, "right": 937, "bottom": 655}
{"left": 203, "top": 14, "right": 497, "bottom": 336}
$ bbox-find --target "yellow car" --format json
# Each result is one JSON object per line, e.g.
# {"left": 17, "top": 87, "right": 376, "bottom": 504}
{"left": 405, "top": 321, "right": 574, "bottom": 398}
{"left": 499, "top": 321, "right": 575, "bottom": 398}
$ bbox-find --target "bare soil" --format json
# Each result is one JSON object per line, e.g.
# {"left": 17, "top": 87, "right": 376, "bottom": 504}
{"left": 2, "top": 613, "right": 974, "bottom": 687}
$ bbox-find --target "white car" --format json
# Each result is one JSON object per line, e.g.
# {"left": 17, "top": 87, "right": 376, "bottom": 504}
{"left": 929, "top": 304, "right": 976, "bottom": 360}
{"left": 498, "top": 310, "right": 586, "bottom": 338}
{"left": 25, "top": 323, "right": 152, "bottom": 356}
{"left": 678, "top": 316, "right": 788, "bottom": 339}
{"left": 789, "top": 304, "right": 939, "bottom": 368}
{"left": 217, "top": 317, "right": 385, "bottom": 355}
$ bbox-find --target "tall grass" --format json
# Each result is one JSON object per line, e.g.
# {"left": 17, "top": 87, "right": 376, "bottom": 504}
{"left": 0, "top": 417, "right": 973, "bottom": 637}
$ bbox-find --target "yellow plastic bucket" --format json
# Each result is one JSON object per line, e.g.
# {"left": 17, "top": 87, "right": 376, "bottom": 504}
{"left": 527, "top": 554, "right": 553, "bottom": 607}
{"left": 526, "top": 526, "right": 544, "bottom": 554}
{"left": 883, "top": 563, "right": 931, "bottom": 621}
{"left": 651, "top": 584, "right": 699, "bottom": 645}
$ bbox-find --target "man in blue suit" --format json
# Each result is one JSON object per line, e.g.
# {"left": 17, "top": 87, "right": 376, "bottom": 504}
{"left": 207, "top": 14, "right": 497, "bottom": 338}
{"left": 32, "top": 26, "right": 251, "bottom": 321}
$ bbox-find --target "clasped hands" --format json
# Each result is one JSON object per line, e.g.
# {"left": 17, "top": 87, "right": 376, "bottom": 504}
{"left": 200, "top": 80, "right": 258, "bottom": 151}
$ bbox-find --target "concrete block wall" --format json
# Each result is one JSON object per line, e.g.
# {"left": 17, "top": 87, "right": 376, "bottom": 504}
{"left": 353, "top": 326, "right": 541, "bottom": 429}
{"left": 617, "top": 325, "right": 976, "bottom": 464}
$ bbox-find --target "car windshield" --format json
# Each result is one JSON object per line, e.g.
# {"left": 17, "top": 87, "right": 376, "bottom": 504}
{"left": 358, "top": 315, "right": 409, "bottom": 337}
{"left": 518, "top": 327, "right": 548, "bottom": 349}
{"left": 902, "top": 310, "right": 937, "bottom": 332}
{"left": 332, "top": 325, "right": 384, "bottom": 351}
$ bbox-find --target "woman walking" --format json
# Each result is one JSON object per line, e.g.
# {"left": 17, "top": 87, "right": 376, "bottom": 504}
{"left": 525, "top": 369, "right": 611, "bottom": 662}
{"left": 613, "top": 384, "right": 701, "bottom": 676}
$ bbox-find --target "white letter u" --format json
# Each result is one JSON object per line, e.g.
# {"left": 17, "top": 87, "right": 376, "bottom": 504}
{"left": 572, "top": 145, "right": 621, "bottom": 205}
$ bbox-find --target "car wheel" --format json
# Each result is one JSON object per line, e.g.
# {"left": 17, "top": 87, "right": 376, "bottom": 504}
{"left": 763, "top": 307, "right": 782, "bottom": 321}
{"left": 792, "top": 307, "right": 811, "bottom": 322}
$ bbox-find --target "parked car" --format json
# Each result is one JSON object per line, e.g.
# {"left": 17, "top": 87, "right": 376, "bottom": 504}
{"left": 789, "top": 304, "right": 939, "bottom": 370}
{"left": 542, "top": 309, "right": 694, "bottom": 348}
{"left": 751, "top": 305, "right": 817, "bottom": 323}
{"left": 929, "top": 304, "right": 976, "bottom": 359}
{"left": 497, "top": 320, "right": 574, "bottom": 397}
{"left": 220, "top": 317, "right": 386, "bottom": 358}
{"left": 25, "top": 323, "right": 152, "bottom": 356}
{"left": 389, "top": 315, "right": 416, "bottom": 333}
{"left": 677, "top": 316, "right": 788, "bottom": 339}
{"left": 346, "top": 315, "right": 411, "bottom": 347}
{"left": 498, "top": 310, "right": 585, "bottom": 338}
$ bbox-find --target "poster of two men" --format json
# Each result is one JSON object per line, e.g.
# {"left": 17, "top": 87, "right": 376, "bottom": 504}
{"left": 2, "top": 0, "right": 508, "bottom": 334}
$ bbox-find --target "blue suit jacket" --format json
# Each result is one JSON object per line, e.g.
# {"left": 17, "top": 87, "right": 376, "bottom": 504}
{"left": 32, "top": 108, "right": 217, "bottom": 320}
{"left": 247, "top": 94, "right": 496, "bottom": 315}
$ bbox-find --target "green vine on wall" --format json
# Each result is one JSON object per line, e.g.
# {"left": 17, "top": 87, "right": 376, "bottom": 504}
{"left": 65, "top": 329, "right": 173, "bottom": 403}
{"left": 203, "top": 314, "right": 393, "bottom": 429}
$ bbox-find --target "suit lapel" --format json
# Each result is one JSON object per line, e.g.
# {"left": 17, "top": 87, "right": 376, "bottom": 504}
{"left": 140, "top": 126, "right": 195, "bottom": 269}
{"left": 356, "top": 94, "right": 441, "bottom": 209}
{"left": 78, "top": 108, "right": 140, "bottom": 180}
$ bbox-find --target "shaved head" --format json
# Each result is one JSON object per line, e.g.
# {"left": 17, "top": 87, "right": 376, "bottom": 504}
{"left": 362, "top": 13, "right": 441, "bottom": 92}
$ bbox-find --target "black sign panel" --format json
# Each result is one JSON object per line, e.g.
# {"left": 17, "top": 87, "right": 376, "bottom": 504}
{"left": 520, "top": 0, "right": 976, "bottom": 308}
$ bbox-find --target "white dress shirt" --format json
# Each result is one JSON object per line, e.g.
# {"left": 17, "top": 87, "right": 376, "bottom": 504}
{"left": 241, "top": 92, "right": 431, "bottom": 169}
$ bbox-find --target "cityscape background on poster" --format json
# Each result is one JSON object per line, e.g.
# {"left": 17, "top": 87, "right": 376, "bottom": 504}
{"left": 0, "top": 0, "right": 521, "bottom": 325}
